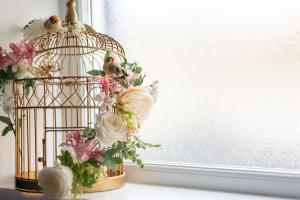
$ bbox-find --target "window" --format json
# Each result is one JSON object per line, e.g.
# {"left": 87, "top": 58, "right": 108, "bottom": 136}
{"left": 88, "top": 0, "right": 300, "bottom": 173}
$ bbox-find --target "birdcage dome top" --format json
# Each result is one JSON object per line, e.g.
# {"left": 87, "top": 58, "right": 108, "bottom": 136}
{"left": 32, "top": 24, "right": 125, "bottom": 58}
{"left": 23, "top": 0, "right": 126, "bottom": 77}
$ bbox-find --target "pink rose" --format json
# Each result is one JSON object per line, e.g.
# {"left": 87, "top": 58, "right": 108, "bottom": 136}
{"left": 118, "top": 87, "right": 154, "bottom": 122}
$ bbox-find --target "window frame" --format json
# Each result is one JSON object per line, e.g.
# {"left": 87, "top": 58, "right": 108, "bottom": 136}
{"left": 77, "top": 0, "right": 300, "bottom": 198}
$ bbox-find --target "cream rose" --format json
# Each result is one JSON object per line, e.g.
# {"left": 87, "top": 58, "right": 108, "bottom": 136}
{"left": 95, "top": 112, "right": 127, "bottom": 146}
{"left": 118, "top": 87, "right": 154, "bottom": 122}
{"left": 38, "top": 164, "right": 73, "bottom": 199}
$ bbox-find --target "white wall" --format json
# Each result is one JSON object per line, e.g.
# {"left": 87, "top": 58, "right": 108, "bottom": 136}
{"left": 0, "top": 0, "right": 59, "bottom": 183}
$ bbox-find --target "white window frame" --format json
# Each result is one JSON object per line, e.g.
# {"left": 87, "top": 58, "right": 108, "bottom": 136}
{"left": 77, "top": 0, "right": 300, "bottom": 198}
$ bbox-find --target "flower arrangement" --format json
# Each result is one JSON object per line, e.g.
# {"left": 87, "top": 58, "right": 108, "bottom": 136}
{"left": 0, "top": 14, "right": 160, "bottom": 198}
{"left": 55, "top": 51, "right": 160, "bottom": 196}
{"left": 0, "top": 42, "right": 36, "bottom": 136}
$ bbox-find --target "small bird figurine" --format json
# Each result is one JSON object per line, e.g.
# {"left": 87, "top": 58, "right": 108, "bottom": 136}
{"left": 103, "top": 56, "right": 128, "bottom": 78}
{"left": 44, "top": 16, "right": 62, "bottom": 33}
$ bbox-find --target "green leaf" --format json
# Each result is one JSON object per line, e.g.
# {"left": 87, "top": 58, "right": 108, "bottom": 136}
{"left": 134, "top": 67, "right": 143, "bottom": 74}
{"left": 133, "top": 75, "right": 146, "bottom": 86}
{"left": 87, "top": 70, "right": 105, "bottom": 77}
{"left": 83, "top": 127, "right": 96, "bottom": 140}
{"left": 0, "top": 116, "right": 12, "bottom": 126}
{"left": 2, "top": 126, "right": 13, "bottom": 136}
{"left": 6, "top": 66, "right": 15, "bottom": 80}
{"left": 25, "top": 79, "right": 34, "bottom": 96}
{"left": 58, "top": 150, "right": 74, "bottom": 167}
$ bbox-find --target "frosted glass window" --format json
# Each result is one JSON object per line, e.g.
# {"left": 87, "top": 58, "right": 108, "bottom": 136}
{"left": 92, "top": 0, "right": 300, "bottom": 172}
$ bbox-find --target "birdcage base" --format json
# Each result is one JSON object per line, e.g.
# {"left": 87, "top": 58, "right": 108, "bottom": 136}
{"left": 83, "top": 172, "right": 125, "bottom": 193}
{"left": 15, "top": 172, "right": 42, "bottom": 193}
{"left": 15, "top": 171, "right": 125, "bottom": 193}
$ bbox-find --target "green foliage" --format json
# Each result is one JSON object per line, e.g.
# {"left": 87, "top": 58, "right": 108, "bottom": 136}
{"left": 134, "top": 67, "right": 143, "bottom": 74}
{"left": 0, "top": 66, "right": 15, "bottom": 92}
{"left": 120, "top": 58, "right": 137, "bottom": 69}
{"left": 133, "top": 75, "right": 146, "bottom": 86}
{"left": 103, "top": 148, "right": 123, "bottom": 172}
{"left": 58, "top": 150, "right": 74, "bottom": 166}
{"left": 2, "top": 126, "right": 13, "bottom": 136}
{"left": 6, "top": 66, "right": 15, "bottom": 80}
{"left": 87, "top": 70, "right": 105, "bottom": 77}
{"left": 0, "top": 116, "right": 14, "bottom": 136}
{"left": 0, "top": 66, "right": 34, "bottom": 95}
{"left": 58, "top": 150, "right": 102, "bottom": 188}
{"left": 83, "top": 127, "right": 96, "bottom": 140}
{"left": 0, "top": 116, "right": 12, "bottom": 125}
{"left": 114, "top": 101, "right": 140, "bottom": 129}
{"left": 110, "top": 137, "right": 161, "bottom": 169}
{"left": 24, "top": 79, "right": 35, "bottom": 96}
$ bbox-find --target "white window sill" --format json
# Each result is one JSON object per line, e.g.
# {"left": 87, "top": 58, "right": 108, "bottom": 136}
{"left": 0, "top": 183, "right": 293, "bottom": 200}
{"left": 82, "top": 183, "right": 293, "bottom": 200}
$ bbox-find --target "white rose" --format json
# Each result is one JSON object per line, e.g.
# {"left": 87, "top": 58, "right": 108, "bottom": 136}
{"left": 95, "top": 112, "right": 127, "bottom": 146}
{"left": 38, "top": 164, "right": 73, "bottom": 199}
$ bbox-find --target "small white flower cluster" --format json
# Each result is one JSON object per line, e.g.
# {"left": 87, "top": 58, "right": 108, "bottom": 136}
{"left": 0, "top": 93, "right": 14, "bottom": 115}
{"left": 60, "top": 23, "right": 86, "bottom": 37}
{"left": 147, "top": 80, "right": 159, "bottom": 102}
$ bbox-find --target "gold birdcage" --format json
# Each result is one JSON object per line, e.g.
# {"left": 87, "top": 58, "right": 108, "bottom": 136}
{"left": 14, "top": 0, "right": 125, "bottom": 193}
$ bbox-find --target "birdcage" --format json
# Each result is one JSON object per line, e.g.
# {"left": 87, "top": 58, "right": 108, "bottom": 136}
{"left": 14, "top": 0, "right": 125, "bottom": 193}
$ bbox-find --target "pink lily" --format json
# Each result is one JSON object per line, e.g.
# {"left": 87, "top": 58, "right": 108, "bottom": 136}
{"left": 9, "top": 42, "right": 37, "bottom": 66}
{"left": 60, "top": 131, "right": 105, "bottom": 164}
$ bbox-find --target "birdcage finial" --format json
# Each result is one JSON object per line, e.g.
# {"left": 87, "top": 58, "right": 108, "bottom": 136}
{"left": 65, "top": 0, "right": 78, "bottom": 24}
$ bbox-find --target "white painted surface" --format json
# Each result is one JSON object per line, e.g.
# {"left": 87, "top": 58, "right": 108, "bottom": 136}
{"left": 0, "top": 183, "right": 294, "bottom": 200}
{"left": 0, "top": 0, "right": 59, "bottom": 182}
{"left": 124, "top": 163, "right": 300, "bottom": 198}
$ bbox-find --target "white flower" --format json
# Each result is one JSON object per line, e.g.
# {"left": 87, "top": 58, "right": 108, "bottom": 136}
{"left": 147, "top": 81, "right": 159, "bottom": 103}
{"left": 0, "top": 94, "right": 14, "bottom": 115}
{"left": 38, "top": 164, "right": 73, "bottom": 200}
{"left": 70, "top": 23, "right": 86, "bottom": 36}
{"left": 95, "top": 112, "right": 127, "bottom": 146}
{"left": 61, "top": 23, "right": 86, "bottom": 37}
{"left": 22, "top": 19, "right": 47, "bottom": 42}
{"left": 94, "top": 92, "right": 113, "bottom": 112}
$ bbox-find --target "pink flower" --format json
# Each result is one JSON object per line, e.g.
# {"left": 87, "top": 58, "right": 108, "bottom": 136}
{"left": 124, "top": 68, "right": 138, "bottom": 83}
{"left": 100, "top": 75, "right": 123, "bottom": 94}
{"left": 94, "top": 92, "right": 113, "bottom": 112}
{"left": 118, "top": 87, "right": 154, "bottom": 122}
{"left": 75, "top": 142, "right": 94, "bottom": 163}
{"left": 0, "top": 47, "right": 11, "bottom": 70}
{"left": 60, "top": 131, "right": 105, "bottom": 163}
{"left": 62, "top": 131, "right": 81, "bottom": 147}
{"left": 9, "top": 42, "right": 37, "bottom": 66}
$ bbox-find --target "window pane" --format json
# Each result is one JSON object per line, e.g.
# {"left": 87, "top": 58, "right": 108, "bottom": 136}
{"left": 92, "top": 0, "right": 300, "bottom": 172}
